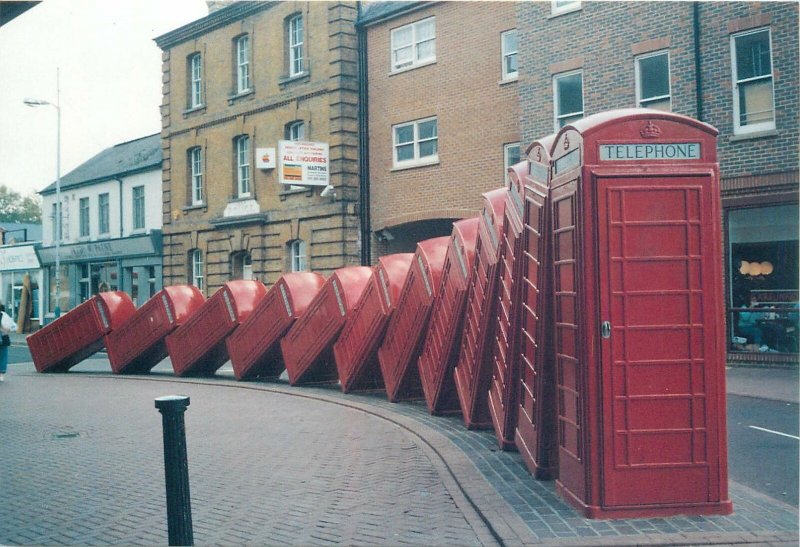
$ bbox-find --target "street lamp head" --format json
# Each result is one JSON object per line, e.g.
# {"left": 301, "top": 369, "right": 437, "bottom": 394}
{"left": 23, "top": 97, "right": 53, "bottom": 107}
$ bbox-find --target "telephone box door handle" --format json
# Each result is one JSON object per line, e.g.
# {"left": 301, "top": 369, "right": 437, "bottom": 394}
{"left": 601, "top": 321, "right": 612, "bottom": 339}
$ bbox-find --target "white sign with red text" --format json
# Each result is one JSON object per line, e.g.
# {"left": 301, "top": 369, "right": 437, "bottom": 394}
{"left": 278, "top": 140, "right": 330, "bottom": 186}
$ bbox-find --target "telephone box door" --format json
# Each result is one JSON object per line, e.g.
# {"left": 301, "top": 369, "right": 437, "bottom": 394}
{"left": 596, "top": 174, "right": 722, "bottom": 507}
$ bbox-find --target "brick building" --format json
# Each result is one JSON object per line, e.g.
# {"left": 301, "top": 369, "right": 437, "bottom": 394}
{"left": 155, "top": 1, "right": 360, "bottom": 295}
{"left": 358, "top": 1, "right": 520, "bottom": 258}
{"left": 517, "top": 0, "right": 799, "bottom": 363}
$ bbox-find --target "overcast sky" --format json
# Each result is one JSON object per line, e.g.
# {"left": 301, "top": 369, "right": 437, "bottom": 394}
{"left": 0, "top": 0, "right": 210, "bottom": 198}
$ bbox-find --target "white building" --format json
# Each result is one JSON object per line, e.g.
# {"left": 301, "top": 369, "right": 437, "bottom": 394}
{"left": 37, "top": 134, "right": 163, "bottom": 320}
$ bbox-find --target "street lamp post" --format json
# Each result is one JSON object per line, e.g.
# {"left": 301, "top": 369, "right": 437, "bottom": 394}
{"left": 24, "top": 68, "right": 62, "bottom": 318}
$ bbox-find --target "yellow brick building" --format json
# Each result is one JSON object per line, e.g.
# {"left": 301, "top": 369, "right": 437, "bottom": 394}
{"left": 155, "top": 1, "right": 360, "bottom": 295}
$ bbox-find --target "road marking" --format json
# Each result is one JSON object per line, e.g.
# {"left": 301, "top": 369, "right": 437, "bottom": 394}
{"left": 748, "top": 425, "right": 800, "bottom": 440}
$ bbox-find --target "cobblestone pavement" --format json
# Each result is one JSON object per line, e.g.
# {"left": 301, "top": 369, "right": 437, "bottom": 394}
{"left": 0, "top": 355, "right": 797, "bottom": 546}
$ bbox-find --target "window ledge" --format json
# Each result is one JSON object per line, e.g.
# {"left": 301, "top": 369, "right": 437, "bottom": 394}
{"left": 729, "top": 129, "right": 779, "bottom": 142}
{"left": 279, "top": 186, "right": 313, "bottom": 201}
{"left": 391, "top": 158, "right": 440, "bottom": 172}
{"left": 279, "top": 70, "right": 311, "bottom": 88}
{"left": 182, "top": 204, "right": 206, "bottom": 212}
{"left": 548, "top": 5, "right": 582, "bottom": 18}
{"left": 182, "top": 105, "right": 206, "bottom": 118}
{"left": 390, "top": 59, "right": 436, "bottom": 77}
{"left": 130, "top": 229, "right": 146, "bottom": 236}
{"left": 500, "top": 75, "right": 518, "bottom": 86}
{"left": 227, "top": 89, "right": 255, "bottom": 105}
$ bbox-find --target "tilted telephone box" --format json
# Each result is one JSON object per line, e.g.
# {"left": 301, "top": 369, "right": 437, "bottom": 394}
{"left": 28, "top": 291, "right": 136, "bottom": 373}
{"left": 334, "top": 254, "right": 414, "bottom": 393}
{"left": 281, "top": 266, "right": 372, "bottom": 386}
{"left": 548, "top": 109, "right": 731, "bottom": 518}
{"left": 227, "top": 272, "right": 326, "bottom": 380}
{"left": 417, "top": 217, "right": 480, "bottom": 415}
{"left": 378, "top": 236, "right": 450, "bottom": 402}
{"left": 106, "top": 285, "right": 205, "bottom": 374}
{"left": 454, "top": 188, "right": 507, "bottom": 430}
{"left": 513, "top": 135, "right": 558, "bottom": 477}
{"left": 165, "top": 280, "right": 267, "bottom": 377}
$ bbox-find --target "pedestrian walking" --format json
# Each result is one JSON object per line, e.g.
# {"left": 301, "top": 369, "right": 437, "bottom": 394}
{"left": 0, "top": 304, "right": 14, "bottom": 382}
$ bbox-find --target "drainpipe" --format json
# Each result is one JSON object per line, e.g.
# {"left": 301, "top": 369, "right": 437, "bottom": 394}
{"left": 356, "top": 1, "right": 371, "bottom": 265}
{"left": 693, "top": 1, "right": 704, "bottom": 122}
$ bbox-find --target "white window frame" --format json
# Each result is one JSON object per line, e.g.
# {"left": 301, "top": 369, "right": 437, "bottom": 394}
{"left": 236, "top": 135, "right": 251, "bottom": 198}
{"left": 551, "top": 0, "right": 581, "bottom": 16}
{"left": 287, "top": 121, "right": 305, "bottom": 141}
{"left": 190, "top": 147, "right": 203, "bottom": 205}
{"left": 731, "top": 27, "right": 776, "bottom": 135}
{"left": 288, "top": 14, "right": 304, "bottom": 77}
{"left": 189, "top": 53, "right": 203, "bottom": 108}
{"left": 392, "top": 116, "right": 439, "bottom": 169}
{"left": 390, "top": 17, "right": 436, "bottom": 72}
{"left": 191, "top": 249, "right": 204, "bottom": 291}
{"left": 98, "top": 192, "right": 109, "bottom": 235}
{"left": 635, "top": 50, "right": 672, "bottom": 111}
{"left": 79, "top": 197, "right": 90, "bottom": 238}
{"left": 236, "top": 35, "right": 251, "bottom": 94}
{"left": 132, "top": 185, "right": 145, "bottom": 231}
{"left": 553, "top": 70, "right": 584, "bottom": 132}
{"left": 501, "top": 29, "right": 518, "bottom": 81}
{"left": 290, "top": 239, "right": 307, "bottom": 272}
{"left": 504, "top": 143, "right": 521, "bottom": 183}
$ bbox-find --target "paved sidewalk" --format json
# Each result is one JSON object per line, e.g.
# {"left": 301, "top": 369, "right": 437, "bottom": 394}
{"left": 0, "top": 347, "right": 797, "bottom": 545}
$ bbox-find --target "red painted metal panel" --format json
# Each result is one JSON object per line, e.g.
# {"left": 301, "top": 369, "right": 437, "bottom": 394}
{"left": 514, "top": 135, "right": 559, "bottom": 479}
{"left": 228, "top": 272, "right": 326, "bottom": 380}
{"left": 378, "top": 236, "right": 450, "bottom": 402}
{"left": 417, "top": 217, "right": 480, "bottom": 414}
{"left": 28, "top": 291, "right": 135, "bottom": 373}
{"left": 281, "top": 266, "right": 372, "bottom": 385}
{"left": 548, "top": 109, "right": 731, "bottom": 518}
{"left": 166, "top": 280, "right": 267, "bottom": 377}
{"left": 106, "top": 285, "right": 205, "bottom": 374}
{"left": 454, "top": 188, "right": 507, "bottom": 430}
{"left": 335, "top": 254, "right": 414, "bottom": 393}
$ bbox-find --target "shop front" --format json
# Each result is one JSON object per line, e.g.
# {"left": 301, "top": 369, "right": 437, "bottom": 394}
{"left": 0, "top": 244, "right": 43, "bottom": 331}
{"left": 36, "top": 231, "right": 163, "bottom": 322}
{"left": 727, "top": 204, "right": 799, "bottom": 364}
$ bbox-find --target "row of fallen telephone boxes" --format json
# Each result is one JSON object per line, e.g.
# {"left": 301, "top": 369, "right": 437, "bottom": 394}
{"left": 27, "top": 110, "right": 732, "bottom": 520}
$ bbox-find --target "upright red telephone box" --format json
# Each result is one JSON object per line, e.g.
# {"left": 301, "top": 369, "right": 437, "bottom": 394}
{"left": 513, "top": 135, "right": 558, "bottom": 478}
{"left": 378, "top": 236, "right": 450, "bottom": 402}
{"left": 334, "top": 254, "right": 413, "bottom": 393}
{"left": 417, "top": 217, "right": 480, "bottom": 414}
{"left": 227, "top": 272, "right": 326, "bottom": 380}
{"left": 549, "top": 109, "right": 731, "bottom": 518}
{"left": 166, "top": 280, "right": 267, "bottom": 376}
{"left": 106, "top": 285, "right": 206, "bottom": 374}
{"left": 454, "top": 188, "right": 507, "bottom": 429}
{"left": 282, "top": 266, "right": 372, "bottom": 385}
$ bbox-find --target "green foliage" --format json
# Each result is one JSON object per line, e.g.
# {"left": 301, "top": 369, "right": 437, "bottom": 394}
{"left": 0, "top": 186, "right": 42, "bottom": 223}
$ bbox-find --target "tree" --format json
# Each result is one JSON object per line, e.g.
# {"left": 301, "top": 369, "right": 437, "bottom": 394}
{"left": 0, "top": 185, "right": 42, "bottom": 223}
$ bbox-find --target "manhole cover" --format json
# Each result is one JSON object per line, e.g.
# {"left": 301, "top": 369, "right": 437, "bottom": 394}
{"left": 50, "top": 430, "right": 84, "bottom": 440}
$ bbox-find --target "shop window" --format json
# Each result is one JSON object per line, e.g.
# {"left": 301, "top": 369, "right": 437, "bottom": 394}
{"left": 501, "top": 29, "right": 518, "bottom": 81}
{"left": 232, "top": 251, "right": 253, "bottom": 280}
{"left": 4, "top": 271, "right": 39, "bottom": 323}
{"left": 731, "top": 28, "right": 775, "bottom": 134}
{"left": 48, "top": 264, "right": 68, "bottom": 314}
{"left": 391, "top": 17, "right": 435, "bottom": 72}
{"left": 148, "top": 266, "right": 157, "bottom": 299}
{"left": 728, "top": 205, "right": 798, "bottom": 354}
{"left": 554, "top": 71, "right": 583, "bottom": 130}
{"left": 636, "top": 50, "right": 671, "bottom": 111}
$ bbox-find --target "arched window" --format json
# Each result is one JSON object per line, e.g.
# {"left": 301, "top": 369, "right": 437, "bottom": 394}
{"left": 288, "top": 14, "right": 304, "bottom": 77}
{"left": 231, "top": 251, "right": 253, "bottom": 280}
{"left": 190, "top": 249, "right": 204, "bottom": 291}
{"left": 289, "top": 239, "right": 307, "bottom": 272}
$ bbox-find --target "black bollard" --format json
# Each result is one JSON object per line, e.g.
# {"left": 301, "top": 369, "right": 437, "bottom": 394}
{"left": 155, "top": 395, "right": 194, "bottom": 546}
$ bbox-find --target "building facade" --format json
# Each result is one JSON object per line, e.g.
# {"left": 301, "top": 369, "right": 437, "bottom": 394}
{"left": 359, "top": 1, "right": 520, "bottom": 257}
{"left": 0, "top": 223, "right": 43, "bottom": 331}
{"left": 517, "top": 0, "right": 799, "bottom": 363}
{"left": 37, "top": 134, "right": 164, "bottom": 319}
{"left": 155, "top": 1, "right": 361, "bottom": 295}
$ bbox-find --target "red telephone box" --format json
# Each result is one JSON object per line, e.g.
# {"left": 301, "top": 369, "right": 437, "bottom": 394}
{"left": 549, "top": 109, "right": 731, "bottom": 518}
{"left": 513, "top": 135, "right": 558, "bottom": 478}
{"left": 227, "top": 272, "right": 326, "bottom": 380}
{"left": 378, "top": 236, "right": 450, "bottom": 402}
{"left": 166, "top": 280, "right": 267, "bottom": 377}
{"left": 334, "top": 254, "right": 414, "bottom": 393}
{"left": 106, "top": 285, "right": 206, "bottom": 374}
{"left": 417, "top": 217, "right": 480, "bottom": 414}
{"left": 454, "top": 188, "right": 507, "bottom": 429}
{"left": 281, "top": 266, "right": 372, "bottom": 386}
{"left": 29, "top": 291, "right": 136, "bottom": 373}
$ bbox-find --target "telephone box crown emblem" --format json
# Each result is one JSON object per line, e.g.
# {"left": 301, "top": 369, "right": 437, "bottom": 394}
{"left": 640, "top": 121, "right": 662, "bottom": 139}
